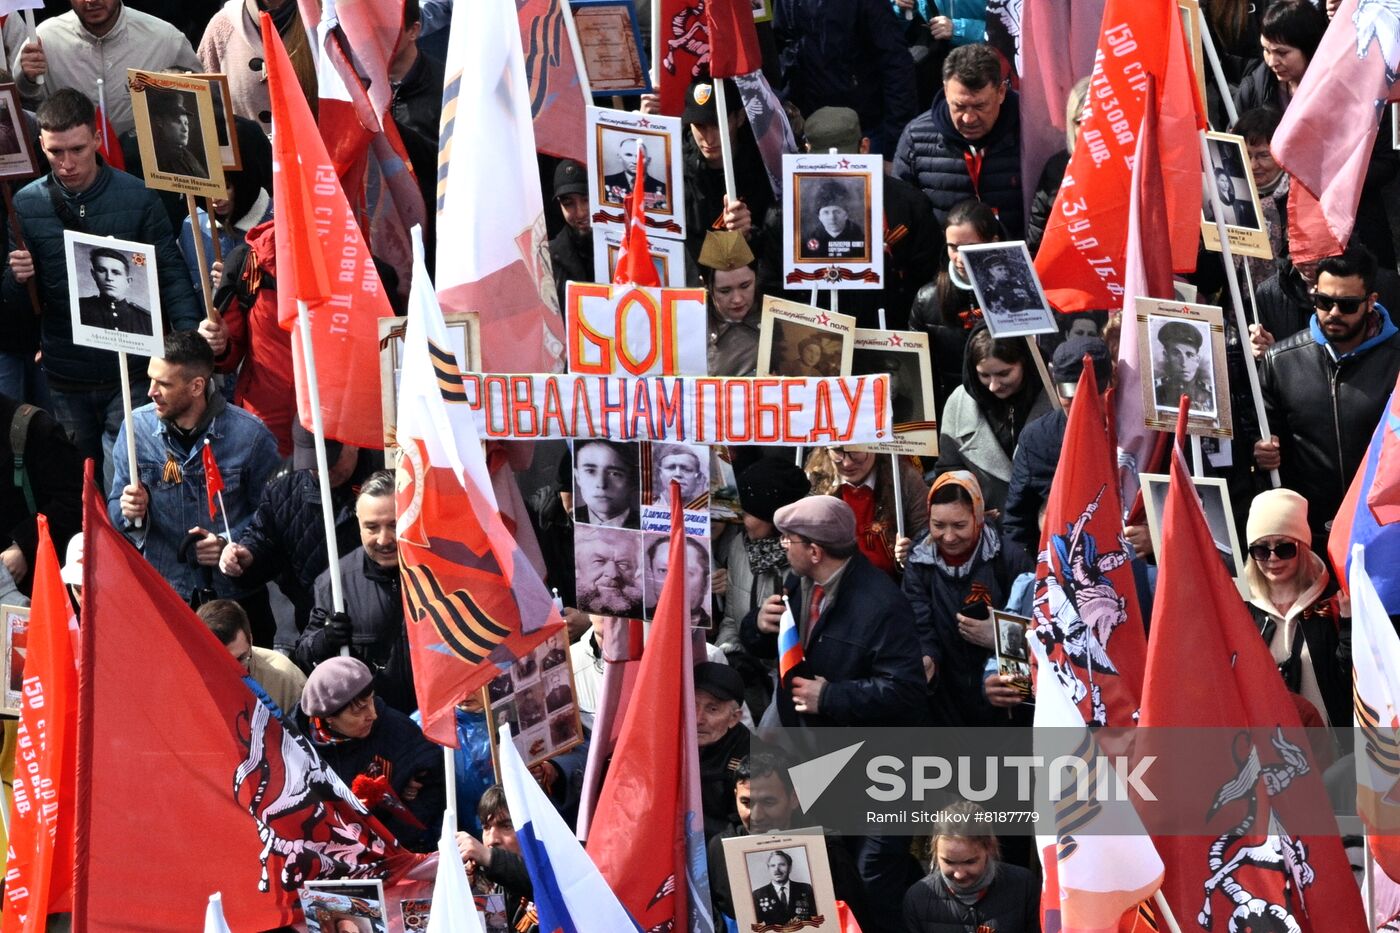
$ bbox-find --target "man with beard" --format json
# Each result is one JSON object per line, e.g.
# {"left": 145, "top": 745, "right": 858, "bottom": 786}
{"left": 548, "top": 160, "right": 592, "bottom": 310}
{"left": 1256, "top": 244, "right": 1400, "bottom": 553}
{"left": 574, "top": 525, "right": 643, "bottom": 618}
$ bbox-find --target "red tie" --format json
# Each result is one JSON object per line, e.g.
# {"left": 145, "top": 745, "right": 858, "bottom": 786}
{"left": 806, "top": 584, "right": 825, "bottom": 643}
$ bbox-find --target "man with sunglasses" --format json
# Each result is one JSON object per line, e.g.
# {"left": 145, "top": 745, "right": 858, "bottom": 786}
{"left": 1255, "top": 245, "right": 1400, "bottom": 552}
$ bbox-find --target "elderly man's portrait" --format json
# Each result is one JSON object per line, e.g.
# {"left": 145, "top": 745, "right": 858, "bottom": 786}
{"left": 573, "top": 439, "right": 641, "bottom": 529}
{"left": 147, "top": 88, "right": 210, "bottom": 180}
{"left": 797, "top": 175, "right": 868, "bottom": 261}
{"left": 74, "top": 244, "right": 155, "bottom": 336}
{"left": 574, "top": 524, "right": 644, "bottom": 618}
{"left": 649, "top": 442, "right": 709, "bottom": 506}
{"left": 1203, "top": 135, "right": 1260, "bottom": 230}
{"left": 599, "top": 130, "right": 669, "bottom": 210}
{"left": 748, "top": 848, "right": 818, "bottom": 927}
{"left": 1151, "top": 317, "right": 1216, "bottom": 417}
{"left": 643, "top": 532, "right": 711, "bottom": 626}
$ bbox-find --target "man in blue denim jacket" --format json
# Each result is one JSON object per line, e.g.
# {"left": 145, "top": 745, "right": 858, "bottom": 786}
{"left": 108, "top": 331, "right": 280, "bottom": 631}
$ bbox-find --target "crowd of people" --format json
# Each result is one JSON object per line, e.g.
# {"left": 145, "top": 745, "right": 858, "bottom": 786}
{"left": 0, "top": 0, "right": 1390, "bottom": 930}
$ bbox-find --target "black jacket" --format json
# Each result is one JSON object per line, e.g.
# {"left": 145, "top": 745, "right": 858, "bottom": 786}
{"left": 683, "top": 126, "right": 776, "bottom": 263}
{"left": 1026, "top": 149, "right": 1068, "bottom": 256}
{"left": 740, "top": 552, "right": 925, "bottom": 727}
{"left": 299, "top": 548, "right": 417, "bottom": 715}
{"left": 893, "top": 90, "right": 1024, "bottom": 237}
{"left": 1257, "top": 266, "right": 1400, "bottom": 347}
{"left": 1247, "top": 600, "right": 1350, "bottom": 731}
{"left": 1003, "top": 408, "right": 1067, "bottom": 556}
{"left": 0, "top": 395, "right": 81, "bottom": 590}
{"left": 548, "top": 226, "right": 592, "bottom": 313}
{"left": 391, "top": 53, "right": 446, "bottom": 148}
{"left": 902, "top": 864, "right": 1040, "bottom": 933}
{"left": 481, "top": 847, "right": 538, "bottom": 933}
{"left": 700, "top": 722, "right": 751, "bottom": 839}
{"left": 1259, "top": 311, "right": 1400, "bottom": 546}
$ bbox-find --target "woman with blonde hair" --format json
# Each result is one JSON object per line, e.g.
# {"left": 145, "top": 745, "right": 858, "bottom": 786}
{"left": 902, "top": 800, "right": 1037, "bottom": 931}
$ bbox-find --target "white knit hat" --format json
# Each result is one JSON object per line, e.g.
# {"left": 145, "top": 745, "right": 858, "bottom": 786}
{"left": 1245, "top": 488, "right": 1310, "bottom": 546}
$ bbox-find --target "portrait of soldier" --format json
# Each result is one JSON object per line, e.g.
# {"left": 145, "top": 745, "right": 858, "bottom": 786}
{"left": 972, "top": 252, "right": 1037, "bottom": 314}
{"left": 1153, "top": 319, "right": 1215, "bottom": 415}
{"left": 799, "top": 180, "right": 866, "bottom": 260}
{"left": 78, "top": 246, "right": 154, "bottom": 335}
{"left": 148, "top": 91, "right": 209, "bottom": 179}
{"left": 602, "top": 135, "right": 668, "bottom": 210}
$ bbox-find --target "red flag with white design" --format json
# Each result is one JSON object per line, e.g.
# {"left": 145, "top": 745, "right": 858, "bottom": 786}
{"left": 656, "top": 0, "right": 709, "bottom": 116}
{"left": 612, "top": 148, "right": 661, "bottom": 287}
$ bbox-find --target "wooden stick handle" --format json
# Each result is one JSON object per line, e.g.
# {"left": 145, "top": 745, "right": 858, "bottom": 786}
{"left": 186, "top": 193, "right": 218, "bottom": 323}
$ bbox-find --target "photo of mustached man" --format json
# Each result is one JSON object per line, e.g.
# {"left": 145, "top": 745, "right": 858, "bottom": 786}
{"left": 573, "top": 524, "right": 644, "bottom": 618}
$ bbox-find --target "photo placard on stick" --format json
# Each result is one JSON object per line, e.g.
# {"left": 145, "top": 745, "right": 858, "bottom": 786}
{"left": 593, "top": 226, "right": 687, "bottom": 286}
{"left": 849, "top": 328, "right": 937, "bottom": 457}
{"left": 486, "top": 628, "right": 583, "bottom": 771}
{"left": 1201, "top": 131, "right": 1271, "bottom": 260}
{"left": 569, "top": 0, "right": 652, "bottom": 94}
{"left": 723, "top": 829, "right": 839, "bottom": 933}
{"left": 586, "top": 107, "right": 684, "bottom": 238}
{"left": 781, "top": 152, "right": 884, "bottom": 290}
{"left": 756, "top": 296, "right": 855, "bottom": 378}
{"left": 992, "top": 609, "right": 1032, "bottom": 699}
{"left": 958, "top": 241, "right": 1057, "bottom": 338}
{"left": 1140, "top": 472, "right": 1246, "bottom": 594}
{"left": 378, "top": 311, "right": 481, "bottom": 450}
{"left": 1177, "top": 0, "right": 1208, "bottom": 115}
{"left": 65, "top": 230, "right": 164, "bottom": 358}
{"left": 1135, "top": 297, "right": 1232, "bottom": 438}
{"left": 190, "top": 72, "right": 241, "bottom": 170}
{"left": 3, "top": 603, "right": 28, "bottom": 715}
{"left": 298, "top": 880, "right": 389, "bottom": 933}
{"left": 0, "top": 83, "right": 39, "bottom": 181}
{"left": 127, "top": 69, "right": 226, "bottom": 199}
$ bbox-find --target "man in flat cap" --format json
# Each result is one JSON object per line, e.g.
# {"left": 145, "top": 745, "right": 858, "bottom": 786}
{"left": 799, "top": 180, "right": 866, "bottom": 260}
{"left": 1153, "top": 319, "right": 1214, "bottom": 414}
{"left": 149, "top": 91, "right": 208, "bottom": 179}
{"left": 548, "top": 159, "right": 592, "bottom": 311}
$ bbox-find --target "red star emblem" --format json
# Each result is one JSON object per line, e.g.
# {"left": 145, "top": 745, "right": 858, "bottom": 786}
{"left": 887, "top": 333, "right": 903, "bottom": 346}
{"left": 837, "top": 159, "right": 851, "bottom": 169}
{"left": 815, "top": 313, "right": 831, "bottom": 326}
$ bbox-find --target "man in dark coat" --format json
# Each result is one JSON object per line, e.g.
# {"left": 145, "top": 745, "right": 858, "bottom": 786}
{"left": 893, "top": 43, "right": 1023, "bottom": 237}
{"left": 695, "top": 661, "right": 751, "bottom": 839}
{"left": 601, "top": 136, "right": 668, "bottom": 209}
{"left": 0, "top": 394, "right": 82, "bottom": 597}
{"left": 751, "top": 850, "right": 817, "bottom": 925}
{"left": 548, "top": 160, "right": 592, "bottom": 311}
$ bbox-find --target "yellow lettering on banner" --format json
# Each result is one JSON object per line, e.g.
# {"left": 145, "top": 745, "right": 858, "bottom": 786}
{"left": 614, "top": 288, "right": 661, "bottom": 375}
{"left": 541, "top": 378, "right": 568, "bottom": 436}
{"left": 567, "top": 283, "right": 614, "bottom": 375}
{"left": 653, "top": 378, "right": 686, "bottom": 441}
{"left": 810, "top": 382, "right": 838, "bottom": 442}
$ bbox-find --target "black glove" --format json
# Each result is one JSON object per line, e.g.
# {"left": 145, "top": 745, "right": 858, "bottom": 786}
{"left": 323, "top": 611, "right": 353, "bottom": 648}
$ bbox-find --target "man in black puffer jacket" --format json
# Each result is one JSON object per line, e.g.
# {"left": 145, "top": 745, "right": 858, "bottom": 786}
{"left": 893, "top": 44, "right": 1023, "bottom": 237}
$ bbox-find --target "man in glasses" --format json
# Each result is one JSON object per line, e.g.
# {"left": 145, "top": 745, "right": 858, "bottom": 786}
{"left": 1255, "top": 244, "right": 1400, "bottom": 552}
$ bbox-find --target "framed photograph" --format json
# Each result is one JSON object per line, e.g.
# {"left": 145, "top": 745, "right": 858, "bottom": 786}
{"left": 1135, "top": 297, "right": 1231, "bottom": 438}
{"left": 849, "top": 328, "right": 937, "bottom": 457}
{"left": 65, "top": 230, "right": 164, "bottom": 358}
{"left": 641, "top": 528, "right": 713, "bottom": 626}
{"left": 486, "top": 628, "right": 583, "bottom": 771}
{"left": 586, "top": 107, "right": 684, "bottom": 238}
{"left": 573, "top": 522, "right": 644, "bottom": 619}
{"left": 752, "top": 0, "right": 773, "bottom": 22}
{"left": 190, "top": 72, "right": 241, "bottom": 170}
{"left": 958, "top": 241, "right": 1057, "bottom": 338}
{"left": 127, "top": 69, "right": 226, "bottom": 199}
{"left": 299, "top": 880, "right": 388, "bottom": 933}
{"left": 992, "top": 609, "right": 1032, "bottom": 698}
{"left": 1140, "top": 472, "right": 1246, "bottom": 593}
{"left": 755, "top": 296, "right": 856, "bottom": 379}
{"left": 781, "top": 152, "right": 884, "bottom": 290}
{"left": 0, "top": 83, "right": 38, "bottom": 180}
{"left": 1177, "top": 0, "right": 1208, "bottom": 115}
{"left": 2, "top": 604, "right": 29, "bottom": 714}
{"left": 569, "top": 0, "right": 652, "bottom": 94}
{"left": 378, "top": 311, "right": 481, "bottom": 450}
{"left": 723, "top": 829, "right": 839, "bottom": 933}
{"left": 1201, "top": 131, "right": 1271, "bottom": 260}
{"left": 593, "top": 225, "right": 687, "bottom": 286}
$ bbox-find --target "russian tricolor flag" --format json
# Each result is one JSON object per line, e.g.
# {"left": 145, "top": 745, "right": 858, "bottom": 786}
{"left": 499, "top": 723, "right": 641, "bottom": 933}
{"left": 1330, "top": 372, "right": 1400, "bottom": 613}
{"left": 778, "top": 594, "right": 805, "bottom": 686}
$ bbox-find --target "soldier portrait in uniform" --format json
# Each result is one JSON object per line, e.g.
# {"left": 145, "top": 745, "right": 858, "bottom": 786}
{"left": 147, "top": 88, "right": 210, "bottom": 181}
{"left": 1150, "top": 317, "right": 1216, "bottom": 418}
{"left": 0, "top": 85, "right": 38, "bottom": 179}
{"left": 797, "top": 176, "right": 868, "bottom": 261}
{"left": 77, "top": 247, "right": 154, "bottom": 336}
{"left": 66, "top": 230, "right": 165, "bottom": 357}
{"left": 599, "top": 131, "right": 669, "bottom": 210}
{"left": 1202, "top": 134, "right": 1260, "bottom": 231}
{"left": 958, "top": 241, "right": 1056, "bottom": 338}
{"left": 128, "top": 70, "right": 226, "bottom": 199}
{"left": 748, "top": 849, "right": 818, "bottom": 927}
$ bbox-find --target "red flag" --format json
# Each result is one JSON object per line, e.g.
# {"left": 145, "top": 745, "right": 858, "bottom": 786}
{"left": 71, "top": 472, "right": 426, "bottom": 930}
{"left": 612, "top": 148, "right": 662, "bottom": 287}
{"left": 1139, "top": 436, "right": 1366, "bottom": 931}
{"left": 1273, "top": 0, "right": 1400, "bottom": 263}
{"left": 705, "top": 0, "right": 760, "bottom": 79}
{"left": 1034, "top": 0, "right": 1203, "bottom": 311}
{"left": 96, "top": 97, "right": 125, "bottom": 172}
{"left": 517, "top": 0, "right": 587, "bottom": 161}
{"left": 2, "top": 515, "right": 77, "bottom": 933}
{"left": 656, "top": 0, "right": 709, "bottom": 116}
{"left": 587, "top": 482, "right": 712, "bottom": 932}
{"left": 263, "top": 12, "right": 395, "bottom": 450}
{"left": 201, "top": 440, "right": 224, "bottom": 522}
{"left": 1032, "top": 358, "right": 1146, "bottom": 727}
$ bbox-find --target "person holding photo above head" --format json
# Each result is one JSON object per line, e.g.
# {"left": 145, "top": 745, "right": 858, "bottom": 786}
{"left": 1152, "top": 320, "right": 1214, "bottom": 413}
{"left": 902, "top": 800, "right": 1037, "bottom": 932}
{"left": 78, "top": 246, "right": 153, "bottom": 335}
{"left": 4, "top": 89, "right": 202, "bottom": 488}
{"left": 148, "top": 92, "right": 208, "bottom": 179}
{"left": 1242, "top": 488, "right": 1350, "bottom": 730}
{"left": 572, "top": 438, "right": 639, "bottom": 529}
{"left": 896, "top": 471, "right": 1028, "bottom": 727}
{"left": 802, "top": 444, "right": 929, "bottom": 580}
{"left": 1254, "top": 244, "right": 1400, "bottom": 554}
{"left": 935, "top": 325, "right": 1051, "bottom": 513}
{"left": 909, "top": 199, "right": 1003, "bottom": 417}
{"left": 602, "top": 136, "right": 667, "bottom": 210}
{"left": 702, "top": 233, "right": 762, "bottom": 377}
{"left": 799, "top": 180, "right": 865, "bottom": 260}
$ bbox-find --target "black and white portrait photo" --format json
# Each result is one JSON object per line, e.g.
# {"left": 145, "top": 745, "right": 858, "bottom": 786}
{"left": 724, "top": 831, "right": 838, "bottom": 933}
{"left": 573, "top": 524, "right": 644, "bottom": 619}
{"left": 647, "top": 442, "right": 710, "bottom": 506}
{"left": 643, "top": 531, "right": 711, "bottom": 626}
{"left": 573, "top": 438, "right": 641, "bottom": 529}
{"left": 852, "top": 345, "right": 925, "bottom": 426}
{"left": 958, "top": 241, "right": 1056, "bottom": 338}
{"left": 1203, "top": 134, "right": 1260, "bottom": 230}
{"left": 0, "top": 84, "right": 38, "bottom": 179}
{"left": 796, "top": 175, "right": 868, "bottom": 261}
{"left": 147, "top": 88, "right": 209, "bottom": 179}
{"left": 993, "top": 610, "right": 1032, "bottom": 686}
{"left": 1142, "top": 473, "right": 1243, "bottom": 582}
{"left": 65, "top": 230, "right": 164, "bottom": 358}
{"left": 194, "top": 72, "right": 241, "bottom": 170}
{"left": 1150, "top": 317, "right": 1216, "bottom": 417}
{"left": 128, "top": 70, "right": 226, "bottom": 199}
{"left": 586, "top": 106, "right": 685, "bottom": 238}
{"left": 747, "top": 848, "right": 819, "bottom": 928}
{"left": 599, "top": 131, "right": 669, "bottom": 210}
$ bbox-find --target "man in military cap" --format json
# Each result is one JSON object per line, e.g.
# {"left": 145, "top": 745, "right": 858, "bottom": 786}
{"left": 78, "top": 246, "right": 153, "bottom": 335}
{"left": 1153, "top": 319, "right": 1214, "bottom": 413}
{"left": 974, "top": 252, "right": 1037, "bottom": 314}
{"left": 799, "top": 180, "right": 866, "bottom": 260}
{"left": 700, "top": 231, "right": 761, "bottom": 377}
{"left": 602, "top": 135, "right": 668, "bottom": 210}
{"left": 149, "top": 91, "right": 208, "bottom": 179}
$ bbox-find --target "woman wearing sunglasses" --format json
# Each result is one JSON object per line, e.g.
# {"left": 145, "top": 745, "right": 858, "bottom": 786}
{"left": 1243, "top": 488, "right": 1350, "bottom": 729}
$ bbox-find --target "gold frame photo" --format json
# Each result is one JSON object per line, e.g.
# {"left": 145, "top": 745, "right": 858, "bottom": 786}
{"left": 127, "top": 69, "right": 227, "bottom": 199}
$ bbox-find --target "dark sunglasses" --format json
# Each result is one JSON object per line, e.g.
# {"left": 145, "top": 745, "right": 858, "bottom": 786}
{"left": 1248, "top": 541, "right": 1299, "bottom": 562}
{"left": 1311, "top": 291, "right": 1368, "bottom": 315}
